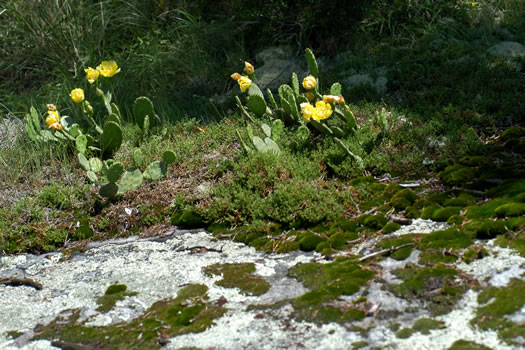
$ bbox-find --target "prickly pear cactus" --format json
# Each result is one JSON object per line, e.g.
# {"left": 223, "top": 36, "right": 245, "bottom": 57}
{"left": 99, "top": 182, "right": 119, "bottom": 199}
{"left": 106, "top": 162, "right": 125, "bottom": 183}
{"left": 162, "top": 150, "right": 176, "bottom": 165}
{"left": 143, "top": 160, "right": 167, "bottom": 181}
{"left": 101, "top": 121, "right": 123, "bottom": 155}
{"left": 118, "top": 168, "right": 143, "bottom": 194}
{"left": 247, "top": 95, "right": 267, "bottom": 117}
{"left": 133, "top": 96, "right": 160, "bottom": 130}
{"left": 305, "top": 48, "right": 319, "bottom": 78}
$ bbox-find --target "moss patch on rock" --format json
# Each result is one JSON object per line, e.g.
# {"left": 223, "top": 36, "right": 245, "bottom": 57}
{"left": 33, "top": 284, "right": 226, "bottom": 349}
{"left": 96, "top": 284, "right": 138, "bottom": 313}
{"left": 389, "top": 263, "right": 465, "bottom": 315}
{"left": 447, "top": 339, "right": 492, "bottom": 350}
{"left": 472, "top": 278, "right": 525, "bottom": 345}
{"left": 203, "top": 262, "right": 270, "bottom": 296}
{"left": 287, "top": 258, "right": 374, "bottom": 324}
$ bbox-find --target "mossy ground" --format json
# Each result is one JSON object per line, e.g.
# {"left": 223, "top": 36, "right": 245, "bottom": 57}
{"left": 96, "top": 284, "right": 138, "bottom": 313}
{"left": 33, "top": 284, "right": 226, "bottom": 349}
{"left": 202, "top": 262, "right": 270, "bottom": 296}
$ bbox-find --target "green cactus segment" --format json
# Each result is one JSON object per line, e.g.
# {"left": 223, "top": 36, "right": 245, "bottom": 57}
{"left": 118, "top": 168, "right": 143, "bottom": 194}
{"left": 86, "top": 171, "right": 98, "bottom": 184}
{"left": 132, "top": 148, "right": 143, "bottom": 168}
{"left": 311, "top": 120, "right": 333, "bottom": 135}
{"left": 247, "top": 125, "right": 254, "bottom": 141}
{"left": 143, "top": 160, "right": 167, "bottom": 181}
{"left": 267, "top": 89, "right": 278, "bottom": 109}
{"left": 297, "top": 125, "right": 310, "bottom": 142}
{"left": 331, "top": 126, "right": 345, "bottom": 138}
{"left": 133, "top": 96, "right": 155, "bottom": 130}
{"left": 78, "top": 153, "right": 90, "bottom": 172}
{"left": 271, "top": 119, "right": 284, "bottom": 141}
{"left": 247, "top": 83, "right": 264, "bottom": 98}
{"left": 247, "top": 95, "right": 267, "bottom": 117}
{"left": 111, "top": 103, "right": 121, "bottom": 119}
{"left": 107, "top": 113, "right": 121, "bottom": 125}
{"left": 291, "top": 72, "right": 300, "bottom": 96}
{"left": 99, "top": 182, "right": 119, "bottom": 199}
{"left": 235, "top": 96, "right": 256, "bottom": 124}
{"left": 296, "top": 95, "right": 308, "bottom": 105}
{"left": 69, "top": 124, "right": 81, "bottom": 138}
{"left": 261, "top": 123, "right": 272, "bottom": 138}
{"left": 89, "top": 157, "right": 103, "bottom": 173}
{"left": 252, "top": 136, "right": 280, "bottom": 155}
{"left": 236, "top": 130, "right": 252, "bottom": 153}
{"left": 281, "top": 97, "right": 293, "bottom": 116}
{"left": 30, "top": 106, "right": 41, "bottom": 132}
{"left": 344, "top": 110, "right": 357, "bottom": 130}
{"left": 330, "top": 83, "right": 342, "bottom": 96}
{"left": 162, "top": 150, "right": 176, "bottom": 165}
{"left": 102, "top": 90, "right": 113, "bottom": 115}
{"left": 101, "top": 121, "right": 123, "bottom": 155}
{"left": 305, "top": 48, "right": 319, "bottom": 78}
{"left": 335, "top": 138, "right": 364, "bottom": 168}
{"left": 75, "top": 135, "right": 87, "bottom": 155}
{"left": 106, "top": 162, "right": 125, "bottom": 183}
{"left": 24, "top": 114, "right": 38, "bottom": 142}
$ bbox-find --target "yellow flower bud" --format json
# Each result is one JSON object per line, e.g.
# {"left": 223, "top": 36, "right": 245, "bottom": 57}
{"left": 84, "top": 67, "right": 99, "bottom": 84}
{"left": 300, "top": 102, "right": 315, "bottom": 121}
{"left": 237, "top": 75, "right": 252, "bottom": 93}
{"left": 302, "top": 75, "right": 317, "bottom": 90}
{"left": 96, "top": 88, "right": 104, "bottom": 97}
{"left": 97, "top": 60, "right": 120, "bottom": 78}
{"left": 323, "top": 95, "right": 335, "bottom": 103}
{"left": 231, "top": 72, "right": 241, "bottom": 81}
{"left": 70, "top": 88, "right": 85, "bottom": 104}
{"left": 244, "top": 61, "right": 254, "bottom": 75}
{"left": 47, "top": 104, "right": 57, "bottom": 111}
{"left": 313, "top": 101, "right": 332, "bottom": 121}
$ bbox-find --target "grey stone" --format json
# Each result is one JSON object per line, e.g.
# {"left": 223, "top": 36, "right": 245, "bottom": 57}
{"left": 253, "top": 46, "right": 304, "bottom": 91}
{"left": 488, "top": 41, "right": 525, "bottom": 58}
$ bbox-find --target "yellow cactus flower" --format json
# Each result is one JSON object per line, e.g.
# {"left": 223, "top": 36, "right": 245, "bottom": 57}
{"left": 302, "top": 75, "right": 317, "bottom": 90}
{"left": 300, "top": 102, "right": 315, "bottom": 121}
{"left": 231, "top": 72, "right": 241, "bottom": 81}
{"left": 49, "top": 122, "right": 62, "bottom": 130}
{"left": 244, "top": 61, "right": 254, "bottom": 75}
{"left": 70, "top": 88, "right": 85, "bottom": 104}
{"left": 46, "top": 104, "right": 57, "bottom": 111}
{"left": 45, "top": 110, "right": 60, "bottom": 127}
{"left": 97, "top": 60, "right": 120, "bottom": 78}
{"left": 313, "top": 101, "right": 332, "bottom": 121}
{"left": 237, "top": 75, "right": 252, "bottom": 93}
{"left": 84, "top": 67, "right": 99, "bottom": 84}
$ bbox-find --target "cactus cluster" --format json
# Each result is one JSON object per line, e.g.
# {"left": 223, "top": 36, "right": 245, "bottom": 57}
{"left": 237, "top": 119, "right": 283, "bottom": 155}
{"left": 78, "top": 149, "right": 176, "bottom": 200}
{"left": 234, "top": 48, "right": 360, "bottom": 163}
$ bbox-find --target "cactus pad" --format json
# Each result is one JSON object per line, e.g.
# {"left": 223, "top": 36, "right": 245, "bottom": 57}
{"left": 89, "top": 157, "right": 103, "bottom": 173}
{"left": 106, "top": 162, "right": 125, "bottom": 183}
{"left": 247, "top": 95, "right": 267, "bottom": 117}
{"left": 99, "top": 182, "right": 119, "bottom": 199}
{"left": 76, "top": 135, "right": 87, "bottom": 155}
{"left": 133, "top": 148, "right": 143, "bottom": 168}
{"left": 86, "top": 171, "right": 98, "bottom": 184}
{"left": 77, "top": 153, "right": 90, "bottom": 172}
{"left": 133, "top": 96, "right": 155, "bottom": 130}
{"left": 162, "top": 150, "right": 176, "bottom": 165}
{"left": 101, "top": 121, "right": 123, "bottom": 155}
{"left": 271, "top": 119, "right": 284, "bottom": 141}
{"left": 305, "top": 48, "right": 319, "bottom": 78}
{"left": 143, "top": 160, "right": 167, "bottom": 181}
{"left": 118, "top": 168, "right": 143, "bottom": 194}
{"left": 330, "top": 83, "right": 342, "bottom": 96}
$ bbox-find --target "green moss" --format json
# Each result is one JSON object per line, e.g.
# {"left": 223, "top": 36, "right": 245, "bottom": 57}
{"left": 421, "top": 205, "right": 440, "bottom": 219}
{"left": 5, "top": 330, "right": 23, "bottom": 339}
{"left": 364, "top": 214, "right": 388, "bottom": 229}
{"left": 391, "top": 189, "right": 418, "bottom": 210}
{"left": 351, "top": 341, "right": 369, "bottom": 350}
{"left": 405, "top": 206, "right": 420, "bottom": 219}
{"left": 382, "top": 222, "right": 401, "bottom": 234}
{"left": 432, "top": 206, "right": 462, "bottom": 222}
{"left": 459, "top": 156, "right": 491, "bottom": 168}
{"left": 439, "top": 165, "right": 476, "bottom": 186}
{"left": 299, "top": 233, "right": 327, "bottom": 252}
{"left": 495, "top": 203, "right": 525, "bottom": 218}
{"left": 463, "top": 246, "right": 489, "bottom": 264}
{"left": 378, "top": 235, "right": 418, "bottom": 260}
{"left": 342, "top": 308, "right": 366, "bottom": 322}
{"left": 473, "top": 278, "right": 525, "bottom": 345}
{"left": 383, "top": 183, "right": 402, "bottom": 197}
{"left": 465, "top": 199, "right": 511, "bottom": 219}
{"left": 171, "top": 209, "right": 204, "bottom": 229}
{"left": 412, "top": 318, "right": 445, "bottom": 334}
{"left": 418, "top": 250, "right": 458, "bottom": 264}
{"left": 425, "top": 192, "right": 454, "bottom": 206}
{"left": 500, "top": 127, "right": 525, "bottom": 141}
{"left": 419, "top": 228, "right": 473, "bottom": 250}
{"left": 96, "top": 284, "right": 138, "bottom": 313}
{"left": 316, "top": 241, "right": 331, "bottom": 252}
{"left": 288, "top": 258, "right": 374, "bottom": 324}
{"left": 330, "top": 220, "right": 358, "bottom": 233}
{"left": 444, "top": 192, "right": 477, "bottom": 207}
{"left": 389, "top": 263, "right": 464, "bottom": 315}
{"left": 447, "top": 339, "right": 492, "bottom": 350}
{"left": 33, "top": 284, "right": 225, "bottom": 349}
{"left": 395, "top": 327, "right": 415, "bottom": 339}
{"left": 487, "top": 180, "right": 525, "bottom": 198}
{"left": 465, "top": 220, "right": 508, "bottom": 239}
{"left": 203, "top": 263, "right": 270, "bottom": 296}
{"left": 328, "top": 233, "right": 346, "bottom": 249}
{"left": 448, "top": 214, "right": 464, "bottom": 225}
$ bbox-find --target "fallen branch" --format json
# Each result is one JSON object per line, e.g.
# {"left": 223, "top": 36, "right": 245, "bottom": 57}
{"left": 389, "top": 216, "right": 413, "bottom": 225}
{"left": 359, "top": 243, "right": 415, "bottom": 262}
{"left": 175, "top": 246, "right": 223, "bottom": 253}
{"left": 0, "top": 277, "right": 43, "bottom": 290}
